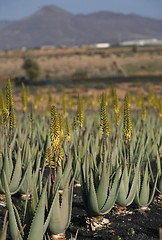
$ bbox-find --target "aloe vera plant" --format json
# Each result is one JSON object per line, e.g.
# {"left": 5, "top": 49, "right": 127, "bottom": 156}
{"left": 3, "top": 168, "right": 69, "bottom": 240}
{"left": 0, "top": 146, "right": 27, "bottom": 195}
{"left": 47, "top": 174, "right": 74, "bottom": 239}
{"left": 134, "top": 163, "right": 158, "bottom": 207}
{"left": 81, "top": 152, "right": 122, "bottom": 217}
{"left": 0, "top": 83, "right": 161, "bottom": 238}
{"left": 115, "top": 162, "right": 140, "bottom": 207}
{"left": 3, "top": 169, "right": 49, "bottom": 240}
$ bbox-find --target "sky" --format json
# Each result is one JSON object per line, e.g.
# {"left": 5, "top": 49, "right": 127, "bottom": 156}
{"left": 0, "top": 0, "right": 162, "bottom": 21}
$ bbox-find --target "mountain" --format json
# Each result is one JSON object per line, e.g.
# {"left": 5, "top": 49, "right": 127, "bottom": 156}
{"left": 0, "top": 20, "right": 13, "bottom": 31}
{"left": 0, "top": 5, "right": 162, "bottom": 50}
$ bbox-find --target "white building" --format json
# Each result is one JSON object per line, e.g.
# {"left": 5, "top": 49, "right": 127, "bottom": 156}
{"left": 120, "top": 38, "right": 162, "bottom": 46}
{"left": 95, "top": 43, "right": 111, "bottom": 48}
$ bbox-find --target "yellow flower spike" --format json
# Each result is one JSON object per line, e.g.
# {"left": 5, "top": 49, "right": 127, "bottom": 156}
{"left": 2, "top": 108, "right": 9, "bottom": 127}
{"left": 65, "top": 117, "right": 71, "bottom": 143}
{"left": 100, "top": 93, "right": 110, "bottom": 136}
{"left": 56, "top": 142, "right": 64, "bottom": 167}
{"left": 50, "top": 105, "right": 61, "bottom": 151}
{"left": 21, "top": 82, "right": 28, "bottom": 112}
{"left": 5, "top": 79, "right": 16, "bottom": 129}
{"left": 58, "top": 113, "right": 64, "bottom": 140}
{"left": 113, "top": 89, "right": 121, "bottom": 125}
{"left": 45, "top": 147, "right": 55, "bottom": 169}
{"left": 73, "top": 116, "right": 77, "bottom": 130}
{"left": 76, "top": 94, "right": 84, "bottom": 129}
{"left": 6, "top": 79, "right": 13, "bottom": 112}
{"left": 123, "top": 94, "right": 132, "bottom": 142}
{"left": 9, "top": 103, "right": 16, "bottom": 129}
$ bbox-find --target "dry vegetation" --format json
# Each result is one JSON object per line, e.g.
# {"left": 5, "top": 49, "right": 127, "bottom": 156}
{"left": 0, "top": 45, "right": 162, "bottom": 80}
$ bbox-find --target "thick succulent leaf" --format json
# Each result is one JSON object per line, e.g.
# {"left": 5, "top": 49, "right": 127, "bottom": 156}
{"left": 74, "top": 158, "right": 81, "bottom": 183}
{"left": 138, "top": 165, "right": 150, "bottom": 206}
{"left": 116, "top": 176, "right": 128, "bottom": 206}
{"left": 9, "top": 148, "right": 22, "bottom": 193}
{"left": 156, "top": 147, "right": 161, "bottom": 176}
{"left": 134, "top": 164, "right": 157, "bottom": 207}
{"left": 33, "top": 150, "right": 42, "bottom": 182}
{"left": 13, "top": 204, "right": 24, "bottom": 237}
{"left": 80, "top": 166, "right": 89, "bottom": 209}
{"left": 43, "top": 179, "right": 61, "bottom": 232}
{"left": 31, "top": 177, "right": 38, "bottom": 214}
{"left": 0, "top": 149, "right": 3, "bottom": 171}
{"left": 3, "top": 171, "right": 22, "bottom": 240}
{"left": 116, "top": 165, "right": 139, "bottom": 206}
{"left": 101, "top": 166, "right": 122, "bottom": 214}
{"left": 59, "top": 156, "right": 72, "bottom": 189}
{"left": 96, "top": 160, "right": 110, "bottom": 210}
{"left": 27, "top": 182, "right": 47, "bottom": 240}
{"left": 87, "top": 171, "right": 100, "bottom": 216}
{"left": 60, "top": 177, "right": 74, "bottom": 229}
{"left": 48, "top": 176, "right": 73, "bottom": 234}
{"left": 0, "top": 211, "right": 8, "bottom": 240}
{"left": 19, "top": 160, "right": 32, "bottom": 194}
{"left": 22, "top": 139, "right": 31, "bottom": 167}
{"left": 3, "top": 148, "right": 12, "bottom": 183}
{"left": 146, "top": 173, "right": 158, "bottom": 206}
{"left": 48, "top": 188, "right": 62, "bottom": 234}
{"left": 11, "top": 164, "right": 29, "bottom": 195}
{"left": 0, "top": 179, "right": 5, "bottom": 193}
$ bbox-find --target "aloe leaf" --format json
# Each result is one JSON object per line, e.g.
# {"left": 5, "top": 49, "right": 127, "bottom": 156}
{"left": 116, "top": 165, "right": 139, "bottom": 206}
{"left": 0, "top": 211, "right": 8, "bottom": 240}
{"left": 116, "top": 175, "right": 128, "bottom": 206}
{"left": 27, "top": 181, "right": 47, "bottom": 240}
{"left": 48, "top": 176, "right": 73, "bottom": 234}
{"left": 146, "top": 173, "right": 158, "bottom": 206}
{"left": 43, "top": 179, "right": 61, "bottom": 232}
{"left": 65, "top": 179, "right": 74, "bottom": 228}
{"left": 101, "top": 166, "right": 121, "bottom": 214}
{"left": 3, "top": 171, "right": 22, "bottom": 240}
{"left": 138, "top": 165, "right": 150, "bottom": 206}
{"left": 58, "top": 156, "right": 72, "bottom": 189}
{"left": 9, "top": 148, "right": 22, "bottom": 193}
{"left": 47, "top": 187, "right": 61, "bottom": 234}
{"left": 0, "top": 150, "right": 3, "bottom": 171}
{"left": 88, "top": 170, "right": 100, "bottom": 216}
{"left": 156, "top": 147, "right": 161, "bottom": 176}
{"left": 13, "top": 204, "right": 24, "bottom": 237}
{"left": 19, "top": 160, "right": 32, "bottom": 194}
{"left": 80, "top": 164, "right": 89, "bottom": 208}
{"left": 96, "top": 159, "right": 110, "bottom": 209}
{"left": 157, "top": 177, "right": 162, "bottom": 193}
{"left": 31, "top": 176, "right": 38, "bottom": 213}
{"left": 124, "top": 167, "right": 139, "bottom": 204}
{"left": 3, "top": 147, "right": 12, "bottom": 183}
{"left": 32, "top": 150, "right": 42, "bottom": 184}
{"left": 60, "top": 177, "right": 74, "bottom": 228}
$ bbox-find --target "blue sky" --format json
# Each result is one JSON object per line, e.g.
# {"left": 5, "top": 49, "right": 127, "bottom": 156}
{"left": 0, "top": 0, "right": 162, "bottom": 20}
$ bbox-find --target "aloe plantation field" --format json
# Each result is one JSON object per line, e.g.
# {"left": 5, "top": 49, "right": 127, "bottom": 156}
{"left": 0, "top": 80, "right": 162, "bottom": 240}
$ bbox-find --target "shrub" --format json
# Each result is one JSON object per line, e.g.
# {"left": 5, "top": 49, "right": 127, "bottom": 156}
{"left": 23, "top": 58, "right": 40, "bottom": 81}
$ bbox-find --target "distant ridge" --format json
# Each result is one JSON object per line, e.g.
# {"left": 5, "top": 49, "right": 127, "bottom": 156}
{"left": 0, "top": 5, "right": 162, "bottom": 50}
